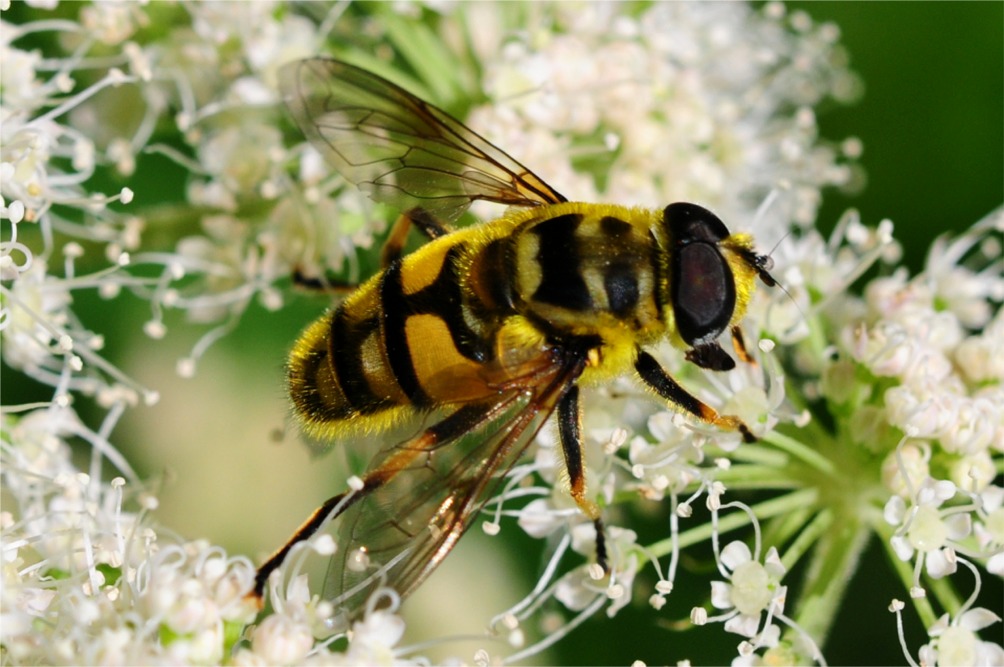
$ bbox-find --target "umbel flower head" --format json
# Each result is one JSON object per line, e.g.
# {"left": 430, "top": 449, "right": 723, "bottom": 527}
{"left": 2, "top": 2, "right": 1000, "bottom": 666}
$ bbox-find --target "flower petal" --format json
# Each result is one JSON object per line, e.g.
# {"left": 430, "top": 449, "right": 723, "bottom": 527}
{"left": 724, "top": 613, "right": 760, "bottom": 639}
{"left": 711, "top": 581, "right": 733, "bottom": 609}
{"left": 959, "top": 607, "right": 1003, "bottom": 632}
{"left": 721, "top": 541, "right": 753, "bottom": 571}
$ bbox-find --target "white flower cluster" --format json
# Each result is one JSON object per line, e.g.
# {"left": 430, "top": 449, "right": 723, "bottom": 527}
{"left": 235, "top": 573, "right": 418, "bottom": 666}
{"left": 841, "top": 211, "right": 1004, "bottom": 575}
{"left": 459, "top": 1, "right": 860, "bottom": 241}
{"left": 5, "top": 1, "right": 998, "bottom": 665}
{"left": 1, "top": 2, "right": 413, "bottom": 664}
{"left": 1, "top": 0, "right": 377, "bottom": 384}
{"left": 1, "top": 402, "right": 417, "bottom": 665}
{"left": 1, "top": 403, "right": 257, "bottom": 664}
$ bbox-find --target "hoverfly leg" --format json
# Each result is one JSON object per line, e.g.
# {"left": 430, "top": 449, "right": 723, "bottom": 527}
{"left": 408, "top": 207, "right": 453, "bottom": 239}
{"left": 252, "top": 489, "right": 357, "bottom": 602}
{"left": 685, "top": 341, "right": 735, "bottom": 371}
{"left": 593, "top": 516, "right": 609, "bottom": 574}
{"left": 380, "top": 207, "right": 454, "bottom": 267}
{"left": 731, "top": 326, "right": 756, "bottom": 365}
{"left": 635, "top": 350, "right": 756, "bottom": 443}
{"left": 556, "top": 385, "right": 608, "bottom": 571}
{"left": 556, "top": 386, "right": 601, "bottom": 520}
{"left": 253, "top": 402, "right": 497, "bottom": 606}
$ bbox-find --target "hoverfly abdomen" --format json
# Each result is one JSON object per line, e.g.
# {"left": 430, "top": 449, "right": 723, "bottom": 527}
{"left": 286, "top": 217, "right": 537, "bottom": 440}
{"left": 287, "top": 276, "right": 411, "bottom": 439}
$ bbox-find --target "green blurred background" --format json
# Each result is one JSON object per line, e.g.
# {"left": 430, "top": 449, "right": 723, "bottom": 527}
{"left": 3, "top": 2, "right": 1001, "bottom": 665}
{"left": 804, "top": 2, "right": 1002, "bottom": 271}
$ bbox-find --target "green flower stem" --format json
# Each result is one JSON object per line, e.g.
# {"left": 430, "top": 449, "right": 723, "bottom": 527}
{"left": 650, "top": 487, "right": 820, "bottom": 557}
{"left": 779, "top": 507, "right": 833, "bottom": 573}
{"left": 763, "top": 505, "right": 815, "bottom": 549}
{"left": 722, "top": 443, "right": 792, "bottom": 467}
{"left": 713, "top": 465, "right": 802, "bottom": 488}
{"left": 792, "top": 514, "right": 871, "bottom": 647}
{"left": 763, "top": 430, "right": 837, "bottom": 476}
{"left": 714, "top": 460, "right": 797, "bottom": 479}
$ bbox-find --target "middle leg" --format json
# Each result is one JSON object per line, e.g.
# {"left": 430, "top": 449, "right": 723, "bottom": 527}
{"left": 556, "top": 385, "right": 608, "bottom": 572}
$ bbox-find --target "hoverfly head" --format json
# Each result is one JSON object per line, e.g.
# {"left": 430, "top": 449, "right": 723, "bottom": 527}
{"left": 662, "top": 202, "right": 773, "bottom": 371}
{"left": 662, "top": 202, "right": 738, "bottom": 349}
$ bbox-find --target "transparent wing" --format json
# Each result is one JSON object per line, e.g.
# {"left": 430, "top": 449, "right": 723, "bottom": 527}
{"left": 280, "top": 58, "right": 567, "bottom": 223}
{"left": 323, "top": 355, "right": 583, "bottom": 618}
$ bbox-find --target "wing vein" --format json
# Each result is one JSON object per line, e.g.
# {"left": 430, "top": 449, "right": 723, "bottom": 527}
{"left": 280, "top": 58, "right": 566, "bottom": 222}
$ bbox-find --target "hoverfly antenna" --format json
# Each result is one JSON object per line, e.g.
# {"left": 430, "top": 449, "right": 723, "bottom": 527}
{"left": 757, "top": 239, "right": 807, "bottom": 337}
{"left": 767, "top": 232, "right": 788, "bottom": 261}
{"left": 771, "top": 271, "right": 797, "bottom": 308}
{"left": 758, "top": 229, "right": 792, "bottom": 283}
{"left": 754, "top": 231, "right": 795, "bottom": 300}
{"left": 745, "top": 183, "right": 804, "bottom": 324}
{"left": 747, "top": 180, "right": 793, "bottom": 289}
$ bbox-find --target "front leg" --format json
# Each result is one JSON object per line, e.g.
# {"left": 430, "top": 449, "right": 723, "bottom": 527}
{"left": 635, "top": 349, "right": 756, "bottom": 443}
{"left": 685, "top": 326, "right": 760, "bottom": 370}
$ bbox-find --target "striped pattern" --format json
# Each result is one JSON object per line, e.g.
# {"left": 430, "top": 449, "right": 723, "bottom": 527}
{"left": 515, "top": 209, "right": 661, "bottom": 336}
{"left": 288, "top": 236, "right": 517, "bottom": 432}
{"left": 531, "top": 213, "right": 593, "bottom": 310}
{"left": 288, "top": 203, "right": 672, "bottom": 435}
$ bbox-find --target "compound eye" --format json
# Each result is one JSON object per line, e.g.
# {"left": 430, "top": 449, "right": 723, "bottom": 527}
{"left": 663, "top": 203, "right": 737, "bottom": 345}
{"left": 663, "top": 202, "right": 730, "bottom": 243}
{"left": 672, "top": 241, "right": 735, "bottom": 345}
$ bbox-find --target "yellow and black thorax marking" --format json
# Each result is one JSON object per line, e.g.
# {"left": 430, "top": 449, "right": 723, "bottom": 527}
{"left": 287, "top": 202, "right": 688, "bottom": 437}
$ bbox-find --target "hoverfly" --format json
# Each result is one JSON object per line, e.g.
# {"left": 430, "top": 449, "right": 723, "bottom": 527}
{"left": 253, "top": 58, "right": 775, "bottom": 617}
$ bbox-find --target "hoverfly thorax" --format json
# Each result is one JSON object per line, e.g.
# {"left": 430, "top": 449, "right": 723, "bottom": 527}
{"left": 662, "top": 202, "right": 773, "bottom": 371}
